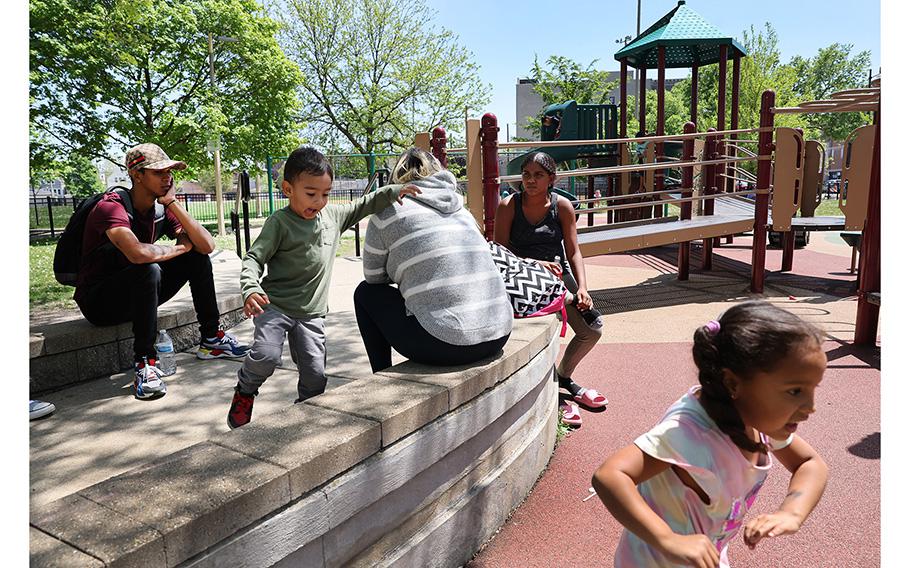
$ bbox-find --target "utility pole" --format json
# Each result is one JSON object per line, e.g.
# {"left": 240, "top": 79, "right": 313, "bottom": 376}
{"left": 207, "top": 32, "right": 226, "bottom": 236}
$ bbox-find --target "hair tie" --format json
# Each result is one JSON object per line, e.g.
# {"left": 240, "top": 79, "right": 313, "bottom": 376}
{"left": 705, "top": 320, "right": 721, "bottom": 336}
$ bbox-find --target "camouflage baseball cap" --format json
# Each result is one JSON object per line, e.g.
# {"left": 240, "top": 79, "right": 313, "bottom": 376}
{"left": 125, "top": 143, "right": 188, "bottom": 172}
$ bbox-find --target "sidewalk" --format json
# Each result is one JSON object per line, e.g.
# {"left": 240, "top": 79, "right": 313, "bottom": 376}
{"left": 29, "top": 254, "right": 383, "bottom": 508}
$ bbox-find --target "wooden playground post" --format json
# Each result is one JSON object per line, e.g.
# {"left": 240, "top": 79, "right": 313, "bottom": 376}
{"left": 854, "top": 117, "right": 880, "bottom": 345}
{"left": 465, "top": 119, "right": 483, "bottom": 229}
{"left": 413, "top": 132, "right": 431, "bottom": 152}
{"left": 750, "top": 90, "right": 775, "bottom": 293}
{"left": 701, "top": 128, "right": 716, "bottom": 270}
{"left": 638, "top": 66, "right": 647, "bottom": 132}
{"left": 655, "top": 46, "right": 666, "bottom": 219}
{"left": 690, "top": 65, "right": 698, "bottom": 124}
{"left": 725, "top": 53, "right": 742, "bottom": 245}
{"left": 678, "top": 121, "right": 696, "bottom": 280}
{"left": 728, "top": 53, "right": 741, "bottom": 194}
{"left": 715, "top": 44, "right": 727, "bottom": 246}
{"left": 480, "top": 113, "right": 501, "bottom": 240}
{"left": 430, "top": 126, "right": 448, "bottom": 168}
{"left": 620, "top": 59, "right": 628, "bottom": 138}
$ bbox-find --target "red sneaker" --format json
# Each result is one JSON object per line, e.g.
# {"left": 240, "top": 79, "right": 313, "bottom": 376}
{"left": 227, "top": 389, "right": 255, "bottom": 429}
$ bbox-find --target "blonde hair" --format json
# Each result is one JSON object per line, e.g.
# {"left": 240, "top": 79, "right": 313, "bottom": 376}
{"left": 391, "top": 147, "right": 443, "bottom": 183}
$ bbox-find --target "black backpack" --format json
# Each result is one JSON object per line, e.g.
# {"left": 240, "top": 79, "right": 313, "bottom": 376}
{"left": 53, "top": 186, "right": 166, "bottom": 286}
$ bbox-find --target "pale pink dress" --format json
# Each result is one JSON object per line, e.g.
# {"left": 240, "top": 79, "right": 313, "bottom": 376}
{"left": 613, "top": 386, "right": 773, "bottom": 567}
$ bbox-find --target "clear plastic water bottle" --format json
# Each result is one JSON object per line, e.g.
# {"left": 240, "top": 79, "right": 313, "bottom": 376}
{"left": 155, "top": 329, "right": 177, "bottom": 376}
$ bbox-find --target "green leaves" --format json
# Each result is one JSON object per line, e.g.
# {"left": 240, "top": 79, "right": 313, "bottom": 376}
{"left": 276, "top": 0, "right": 490, "bottom": 157}
{"left": 522, "top": 55, "right": 619, "bottom": 137}
{"left": 30, "top": 0, "right": 302, "bottom": 174}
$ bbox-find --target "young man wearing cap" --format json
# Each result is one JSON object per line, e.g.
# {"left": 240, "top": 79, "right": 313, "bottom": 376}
{"left": 75, "top": 143, "right": 249, "bottom": 400}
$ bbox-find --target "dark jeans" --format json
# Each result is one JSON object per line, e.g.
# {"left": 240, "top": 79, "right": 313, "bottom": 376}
{"left": 76, "top": 251, "right": 219, "bottom": 362}
{"left": 353, "top": 281, "right": 510, "bottom": 373}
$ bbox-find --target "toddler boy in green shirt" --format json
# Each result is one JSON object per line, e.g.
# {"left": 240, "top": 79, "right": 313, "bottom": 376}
{"left": 228, "top": 146, "right": 420, "bottom": 429}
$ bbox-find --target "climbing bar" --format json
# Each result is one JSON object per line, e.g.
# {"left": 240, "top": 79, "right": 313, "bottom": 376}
{"left": 774, "top": 101, "right": 879, "bottom": 114}
{"left": 574, "top": 187, "right": 692, "bottom": 204}
{"left": 577, "top": 188, "right": 770, "bottom": 214}
{"left": 499, "top": 155, "right": 767, "bottom": 183}
{"left": 773, "top": 86, "right": 879, "bottom": 114}
{"left": 496, "top": 127, "right": 768, "bottom": 149}
{"left": 724, "top": 144, "right": 758, "bottom": 157}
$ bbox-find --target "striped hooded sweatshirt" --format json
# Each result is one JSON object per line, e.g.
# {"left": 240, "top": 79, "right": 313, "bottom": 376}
{"left": 362, "top": 170, "right": 513, "bottom": 346}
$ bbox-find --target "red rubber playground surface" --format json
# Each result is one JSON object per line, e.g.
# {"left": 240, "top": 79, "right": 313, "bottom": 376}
{"left": 467, "top": 237, "right": 881, "bottom": 567}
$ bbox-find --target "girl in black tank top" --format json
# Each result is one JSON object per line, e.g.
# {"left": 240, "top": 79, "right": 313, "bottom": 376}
{"left": 492, "top": 152, "right": 609, "bottom": 426}
{"left": 508, "top": 191, "right": 565, "bottom": 263}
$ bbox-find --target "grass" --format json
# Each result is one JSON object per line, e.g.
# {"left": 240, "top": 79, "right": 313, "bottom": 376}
{"left": 29, "top": 229, "right": 362, "bottom": 312}
{"left": 814, "top": 197, "right": 844, "bottom": 217}
{"left": 555, "top": 412, "right": 572, "bottom": 445}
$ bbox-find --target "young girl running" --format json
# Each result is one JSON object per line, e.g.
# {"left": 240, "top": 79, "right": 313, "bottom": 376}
{"left": 592, "top": 300, "right": 829, "bottom": 567}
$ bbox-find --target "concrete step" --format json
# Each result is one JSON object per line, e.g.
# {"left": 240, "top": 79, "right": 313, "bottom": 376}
{"left": 29, "top": 250, "right": 246, "bottom": 394}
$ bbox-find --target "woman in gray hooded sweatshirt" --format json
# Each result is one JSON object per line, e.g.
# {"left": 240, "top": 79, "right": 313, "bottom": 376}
{"left": 353, "top": 147, "right": 513, "bottom": 372}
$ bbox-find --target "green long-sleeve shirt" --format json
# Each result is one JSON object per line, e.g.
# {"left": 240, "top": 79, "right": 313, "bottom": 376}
{"left": 240, "top": 184, "right": 402, "bottom": 318}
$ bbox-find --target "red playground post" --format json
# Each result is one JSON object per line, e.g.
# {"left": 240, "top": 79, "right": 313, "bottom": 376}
{"left": 481, "top": 113, "right": 501, "bottom": 241}
{"left": 854, "top": 116, "right": 880, "bottom": 345}
{"left": 750, "top": 90, "right": 775, "bottom": 293}
{"left": 431, "top": 126, "right": 448, "bottom": 169}
{"left": 678, "top": 121, "right": 696, "bottom": 280}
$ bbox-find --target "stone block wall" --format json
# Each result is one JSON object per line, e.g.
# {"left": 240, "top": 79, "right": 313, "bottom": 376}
{"left": 30, "top": 317, "right": 561, "bottom": 567}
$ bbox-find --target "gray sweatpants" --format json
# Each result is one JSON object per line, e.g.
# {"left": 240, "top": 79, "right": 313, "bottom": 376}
{"left": 236, "top": 306, "right": 327, "bottom": 402}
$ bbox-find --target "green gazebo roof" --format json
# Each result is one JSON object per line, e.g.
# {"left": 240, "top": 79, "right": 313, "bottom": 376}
{"left": 614, "top": 1, "right": 747, "bottom": 69}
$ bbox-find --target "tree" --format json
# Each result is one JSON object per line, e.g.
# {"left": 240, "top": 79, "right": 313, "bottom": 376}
{"left": 29, "top": 125, "right": 63, "bottom": 195}
{"left": 521, "top": 55, "right": 619, "bottom": 137}
{"left": 30, "top": 0, "right": 303, "bottom": 174}
{"left": 276, "top": 0, "right": 490, "bottom": 159}
{"left": 63, "top": 155, "right": 105, "bottom": 197}
{"left": 790, "top": 44, "right": 873, "bottom": 141}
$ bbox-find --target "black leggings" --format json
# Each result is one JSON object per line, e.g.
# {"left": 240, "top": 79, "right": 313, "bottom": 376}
{"left": 353, "top": 281, "right": 510, "bottom": 373}
{"left": 76, "top": 251, "right": 219, "bottom": 362}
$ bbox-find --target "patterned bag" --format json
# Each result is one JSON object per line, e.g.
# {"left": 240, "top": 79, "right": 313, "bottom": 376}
{"left": 488, "top": 241, "right": 567, "bottom": 336}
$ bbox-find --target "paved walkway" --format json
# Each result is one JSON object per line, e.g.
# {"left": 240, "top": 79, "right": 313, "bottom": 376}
{"left": 29, "top": 230, "right": 880, "bottom": 566}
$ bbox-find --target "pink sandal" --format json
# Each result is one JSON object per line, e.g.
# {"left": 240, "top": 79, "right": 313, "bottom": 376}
{"left": 574, "top": 388, "right": 608, "bottom": 408}
{"left": 560, "top": 401, "right": 583, "bottom": 426}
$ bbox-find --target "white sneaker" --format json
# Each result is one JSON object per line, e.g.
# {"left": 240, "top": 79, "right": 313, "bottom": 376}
{"left": 29, "top": 400, "right": 56, "bottom": 420}
{"left": 134, "top": 359, "right": 167, "bottom": 400}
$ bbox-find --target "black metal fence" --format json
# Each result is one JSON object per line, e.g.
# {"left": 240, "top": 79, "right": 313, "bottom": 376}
{"left": 28, "top": 182, "right": 370, "bottom": 238}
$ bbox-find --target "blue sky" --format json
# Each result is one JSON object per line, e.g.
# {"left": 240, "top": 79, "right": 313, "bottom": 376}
{"left": 423, "top": 0, "right": 881, "bottom": 131}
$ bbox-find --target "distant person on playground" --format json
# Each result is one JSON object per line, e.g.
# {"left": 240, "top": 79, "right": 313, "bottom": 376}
{"left": 493, "top": 151, "right": 607, "bottom": 427}
{"left": 228, "top": 146, "right": 421, "bottom": 429}
{"left": 75, "top": 143, "right": 249, "bottom": 401}
{"left": 592, "top": 300, "right": 829, "bottom": 567}
{"left": 354, "top": 147, "right": 512, "bottom": 373}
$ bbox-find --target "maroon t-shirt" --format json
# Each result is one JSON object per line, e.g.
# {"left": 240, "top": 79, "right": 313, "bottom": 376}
{"left": 74, "top": 191, "right": 183, "bottom": 300}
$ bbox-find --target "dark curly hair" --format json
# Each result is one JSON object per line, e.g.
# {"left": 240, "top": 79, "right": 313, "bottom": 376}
{"left": 692, "top": 300, "right": 824, "bottom": 454}
{"left": 283, "top": 146, "right": 334, "bottom": 183}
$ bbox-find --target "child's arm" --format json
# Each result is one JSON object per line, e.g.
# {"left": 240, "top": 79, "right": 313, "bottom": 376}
{"left": 593, "top": 444, "right": 721, "bottom": 568}
{"left": 240, "top": 216, "right": 281, "bottom": 315}
{"left": 333, "top": 184, "right": 421, "bottom": 230}
{"left": 743, "top": 435, "right": 828, "bottom": 549}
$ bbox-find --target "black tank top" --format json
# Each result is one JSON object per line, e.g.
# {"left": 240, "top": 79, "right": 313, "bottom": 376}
{"left": 508, "top": 191, "right": 565, "bottom": 262}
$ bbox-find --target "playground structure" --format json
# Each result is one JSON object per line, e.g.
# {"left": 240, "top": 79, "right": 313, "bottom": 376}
{"left": 445, "top": 85, "right": 880, "bottom": 346}
{"left": 432, "top": 0, "right": 880, "bottom": 345}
